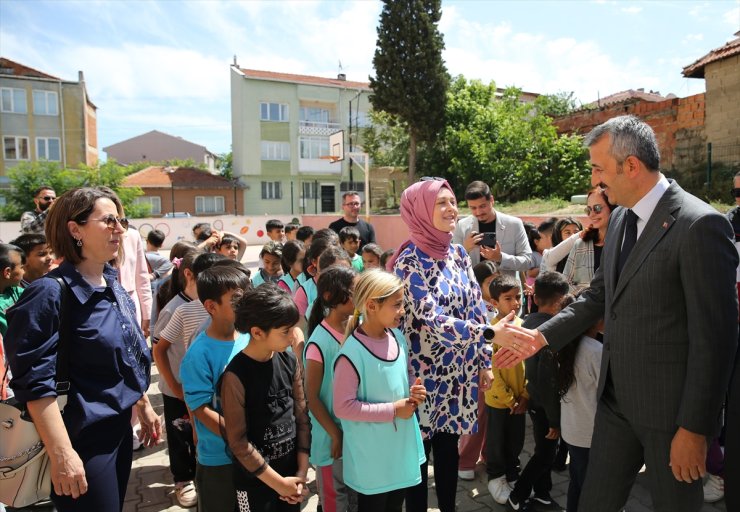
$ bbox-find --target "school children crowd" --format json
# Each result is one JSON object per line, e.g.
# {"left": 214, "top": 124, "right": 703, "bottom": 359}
{"left": 2, "top": 118, "right": 738, "bottom": 512}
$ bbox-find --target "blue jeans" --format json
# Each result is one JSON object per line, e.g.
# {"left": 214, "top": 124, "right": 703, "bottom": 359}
{"left": 567, "top": 445, "right": 590, "bottom": 512}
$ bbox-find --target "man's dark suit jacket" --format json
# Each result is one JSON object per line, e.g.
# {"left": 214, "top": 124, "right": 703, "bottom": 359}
{"left": 540, "top": 180, "right": 738, "bottom": 436}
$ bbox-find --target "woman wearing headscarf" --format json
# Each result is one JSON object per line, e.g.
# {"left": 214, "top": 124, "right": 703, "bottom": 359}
{"left": 388, "top": 178, "right": 534, "bottom": 512}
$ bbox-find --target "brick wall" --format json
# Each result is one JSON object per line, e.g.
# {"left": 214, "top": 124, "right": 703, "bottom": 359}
{"left": 553, "top": 93, "right": 706, "bottom": 171}
{"left": 705, "top": 56, "right": 740, "bottom": 148}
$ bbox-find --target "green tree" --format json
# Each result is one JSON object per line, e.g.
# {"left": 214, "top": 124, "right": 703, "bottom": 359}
{"left": 367, "top": 76, "right": 591, "bottom": 201}
{"left": 1, "top": 160, "right": 148, "bottom": 220}
{"left": 534, "top": 91, "right": 580, "bottom": 117}
{"left": 369, "top": 0, "right": 449, "bottom": 182}
{"left": 218, "top": 150, "right": 233, "bottom": 179}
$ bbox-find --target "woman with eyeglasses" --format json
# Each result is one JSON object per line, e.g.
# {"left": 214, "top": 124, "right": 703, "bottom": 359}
{"left": 387, "top": 178, "right": 536, "bottom": 512}
{"left": 562, "top": 187, "right": 616, "bottom": 286}
{"left": 5, "top": 187, "right": 161, "bottom": 511}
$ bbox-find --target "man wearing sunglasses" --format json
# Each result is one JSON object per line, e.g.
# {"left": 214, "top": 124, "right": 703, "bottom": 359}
{"left": 20, "top": 185, "right": 56, "bottom": 235}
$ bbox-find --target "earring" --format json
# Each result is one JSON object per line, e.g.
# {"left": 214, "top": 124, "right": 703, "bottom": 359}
{"left": 76, "top": 238, "right": 83, "bottom": 247}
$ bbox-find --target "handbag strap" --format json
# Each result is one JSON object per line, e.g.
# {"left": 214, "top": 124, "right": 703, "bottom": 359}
{"left": 51, "top": 276, "right": 71, "bottom": 399}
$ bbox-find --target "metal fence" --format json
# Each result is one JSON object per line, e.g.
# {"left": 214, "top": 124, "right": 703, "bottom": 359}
{"left": 671, "top": 142, "right": 740, "bottom": 200}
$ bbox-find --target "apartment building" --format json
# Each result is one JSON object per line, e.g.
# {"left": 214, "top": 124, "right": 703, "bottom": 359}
{"left": 230, "top": 64, "right": 372, "bottom": 215}
{"left": 104, "top": 130, "right": 218, "bottom": 173}
{"left": 0, "top": 57, "right": 98, "bottom": 179}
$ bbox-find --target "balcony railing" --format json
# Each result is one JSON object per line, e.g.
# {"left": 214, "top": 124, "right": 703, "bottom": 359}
{"left": 299, "top": 120, "right": 342, "bottom": 136}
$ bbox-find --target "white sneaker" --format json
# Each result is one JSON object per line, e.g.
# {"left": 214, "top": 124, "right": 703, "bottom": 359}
{"left": 175, "top": 481, "right": 198, "bottom": 508}
{"left": 458, "top": 469, "right": 475, "bottom": 481}
{"left": 487, "top": 475, "right": 511, "bottom": 504}
{"left": 703, "top": 474, "right": 724, "bottom": 503}
{"left": 132, "top": 426, "right": 143, "bottom": 451}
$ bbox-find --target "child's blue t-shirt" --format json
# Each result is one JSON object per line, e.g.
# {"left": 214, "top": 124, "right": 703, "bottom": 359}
{"left": 181, "top": 331, "right": 250, "bottom": 466}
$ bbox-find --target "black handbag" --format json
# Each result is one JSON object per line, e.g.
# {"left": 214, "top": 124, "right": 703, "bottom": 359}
{"left": 0, "top": 276, "right": 71, "bottom": 507}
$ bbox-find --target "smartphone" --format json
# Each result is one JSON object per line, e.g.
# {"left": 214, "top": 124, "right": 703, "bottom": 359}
{"left": 480, "top": 232, "right": 497, "bottom": 247}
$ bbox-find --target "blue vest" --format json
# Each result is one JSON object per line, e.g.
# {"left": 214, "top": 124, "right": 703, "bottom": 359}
{"left": 298, "top": 278, "right": 318, "bottom": 321}
{"left": 304, "top": 322, "right": 343, "bottom": 466}
{"left": 279, "top": 273, "right": 298, "bottom": 292}
{"left": 251, "top": 269, "right": 266, "bottom": 287}
{"left": 336, "top": 328, "right": 426, "bottom": 495}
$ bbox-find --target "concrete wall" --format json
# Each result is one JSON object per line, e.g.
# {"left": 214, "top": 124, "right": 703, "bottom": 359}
{"left": 139, "top": 186, "right": 245, "bottom": 216}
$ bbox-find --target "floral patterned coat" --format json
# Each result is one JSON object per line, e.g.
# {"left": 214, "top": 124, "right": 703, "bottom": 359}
{"left": 393, "top": 242, "right": 492, "bottom": 439}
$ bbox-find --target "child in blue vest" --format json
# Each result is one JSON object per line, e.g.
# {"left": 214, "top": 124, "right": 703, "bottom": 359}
{"left": 333, "top": 269, "right": 427, "bottom": 512}
{"left": 252, "top": 241, "right": 283, "bottom": 287}
{"left": 278, "top": 240, "right": 305, "bottom": 293}
{"left": 220, "top": 283, "right": 310, "bottom": 511}
{"left": 305, "top": 265, "right": 358, "bottom": 511}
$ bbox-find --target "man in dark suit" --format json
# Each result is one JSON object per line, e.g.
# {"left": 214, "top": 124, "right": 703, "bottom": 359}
{"left": 500, "top": 115, "right": 738, "bottom": 512}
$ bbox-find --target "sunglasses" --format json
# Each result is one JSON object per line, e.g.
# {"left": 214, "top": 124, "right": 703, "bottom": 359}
{"left": 39, "top": 196, "right": 56, "bottom": 201}
{"left": 421, "top": 176, "right": 446, "bottom": 182}
{"left": 77, "top": 214, "right": 130, "bottom": 231}
{"left": 731, "top": 188, "right": 740, "bottom": 198}
{"left": 584, "top": 204, "right": 606, "bottom": 215}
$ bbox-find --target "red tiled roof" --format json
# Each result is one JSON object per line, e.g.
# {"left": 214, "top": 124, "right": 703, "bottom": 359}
{"left": 683, "top": 36, "right": 740, "bottom": 78}
{"left": 588, "top": 89, "right": 668, "bottom": 107}
{"left": 123, "top": 166, "right": 243, "bottom": 190}
{"left": 0, "top": 57, "right": 59, "bottom": 80}
{"left": 239, "top": 68, "right": 371, "bottom": 90}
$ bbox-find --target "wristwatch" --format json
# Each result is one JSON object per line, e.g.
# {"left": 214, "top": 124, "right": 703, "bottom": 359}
{"left": 483, "top": 327, "right": 495, "bottom": 341}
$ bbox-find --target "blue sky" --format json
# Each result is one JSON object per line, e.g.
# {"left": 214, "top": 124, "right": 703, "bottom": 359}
{"left": 1, "top": 0, "right": 738, "bottom": 159}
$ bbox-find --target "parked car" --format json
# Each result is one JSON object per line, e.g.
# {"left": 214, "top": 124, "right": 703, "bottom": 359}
{"left": 163, "top": 212, "right": 192, "bottom": 218}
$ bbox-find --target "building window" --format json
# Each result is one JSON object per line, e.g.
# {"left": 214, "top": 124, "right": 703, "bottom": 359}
{"left": 3, "top": 136, "right": 29, "bottom": 160}
{"left": 302, "top": 181, "right": 318, "bottom": 199}
{"left": 261, "top": 181, "right": 282, "bottom": 200}
{"left": 36, "top": 137, "right": 61, "bottom": 161}
{"left": 299, "top": 136, "right": 330, "bottom": 159}
{"left": 1, "top": 88, "right": 27, "bottom": 114}
{"left": 195, "top": 196, "right": 225, "bottom": 214}
{"left": 134, "top": 196, "right": 161, "bottom": 215}
{"left": 32, "top": 90, "right": 59, "bottom": 116}
{"left": 300, "top": 107, "right": 330, "bottom": 125}
{"left": 261, "top": 141, "right": 290, "bottom": 161}
{"left": 260, "top": 102, "right": 289, "bottom": 122}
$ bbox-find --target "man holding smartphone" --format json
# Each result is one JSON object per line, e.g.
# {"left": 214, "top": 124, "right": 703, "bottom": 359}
{"left": 452, "top": 181, "right": 533, "bottom": 279}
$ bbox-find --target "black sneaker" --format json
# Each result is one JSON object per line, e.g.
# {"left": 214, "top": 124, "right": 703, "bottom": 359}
{"left": 506, "top": 496, "right": 532, "bottom": 512}
{"left": 530, "top": 495, "right": 565, "bottom": 511}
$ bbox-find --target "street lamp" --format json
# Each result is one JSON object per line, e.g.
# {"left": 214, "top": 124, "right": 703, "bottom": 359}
{"left": 164, "top": 166, "right": 176, "bottom": 215}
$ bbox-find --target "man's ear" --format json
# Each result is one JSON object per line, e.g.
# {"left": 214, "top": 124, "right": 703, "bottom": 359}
{"left": 624, "top": 155, "right": 641, "bottom": 177}
{"left": 2, "top": 266, "right": 11, "bottom": 280}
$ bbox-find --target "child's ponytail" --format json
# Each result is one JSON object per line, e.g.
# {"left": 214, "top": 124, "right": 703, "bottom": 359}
{"left": 307, "top": 265, "right": 357, "bottom": 337}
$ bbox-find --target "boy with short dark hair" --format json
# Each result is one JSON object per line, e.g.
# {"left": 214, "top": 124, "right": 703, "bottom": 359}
{"left": 266, "top": 219, "right": 285, "bottom": 242}
{"left": 296, "top": 225, "right": 315, "bottom": 248}
{"left": 506, "top": 271, "right": 570, "bottom": 512}
{"left": 0, "top": 243, "right": 25, "bottom": 335}
{"left": 485, "top": 276, "right": 527, "bottom": 504}
{"left": 285, "top": 223, "right": 300, "bottom": 241}
{"left": 10, "top": 234, "right": 53, "bottom": 286}
{"left": 145, "top": 229, "right": 173, "bottom": 288}
{"left": 339, "top": 226, "right": 363, "bottom": 272}
{"left": 252, "top": 241, "right": 283, "bottom": 287}
{"left": 180, "top": 266, "right": 252, "bottom": 512}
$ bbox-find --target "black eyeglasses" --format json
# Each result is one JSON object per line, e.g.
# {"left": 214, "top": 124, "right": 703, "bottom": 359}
{"left": 584, "top": 204, "right": 606, "bottom": 215}
{"left": 344, "top": 201, "right": 361, "bottom": 207}
{"left": 731, "top": 188, "right": 740, "bottom": 198}
{"left": 78, "top": 214, "right": 129, "bottom": 231}
{"left": 421, "top": 176, "right": 445, "bottom": 182}
{"left": 39, "top": 196, "right": 55, "bottom": 201}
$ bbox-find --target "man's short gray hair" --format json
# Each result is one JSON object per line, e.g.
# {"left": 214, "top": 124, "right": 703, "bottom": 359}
{"left": 584, "top": 115, "right": 660, "bottom": 171}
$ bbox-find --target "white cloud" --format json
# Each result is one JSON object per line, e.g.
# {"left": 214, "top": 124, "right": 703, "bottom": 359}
{"left": 621, "top": 6, "right": 643, "bottom": 14}
{"left": 724, "top": 6, "right": 740, "bottom": 28}
{"left": 683, "top": 33, "right": 705, "bottom": 44}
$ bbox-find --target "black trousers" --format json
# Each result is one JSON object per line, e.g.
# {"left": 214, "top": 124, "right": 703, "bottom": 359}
{"left": 162, "top": 393, "right": 197, "bottom": 482}
{"left": 357, "top": 488, "right": 406, "bottom": 512}
{"left": 577, "top": 383, "right": 702, "bottom": 512}
{"left": 566, "top": 445, "right": 589, "bottom": 512}
{"left": 509, "top": 406, "right": 556, "bottom": 503}
{"left": 722, "top": 344, "right": 740, "bottom": 511}
{"left": 405, "top": 431, "right": 459, "bottom": 512}
{"left": 485, "top": 406, "right": 525, "bottom": 481}
{"left": 51, "top": 410, "right": 133, "bottom": 512}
